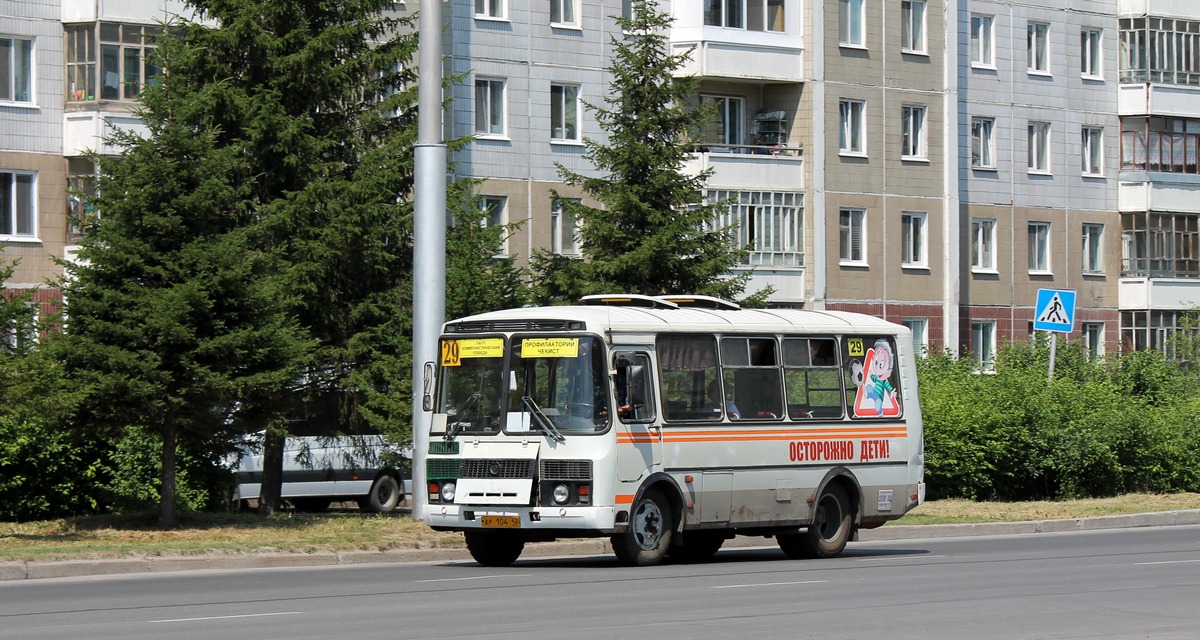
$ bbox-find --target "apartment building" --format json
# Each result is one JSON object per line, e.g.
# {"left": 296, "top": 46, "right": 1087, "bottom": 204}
{"left": 1117, "top": 0, "right": 1200, "bottom": 353}
{"left": 958, "top": 1, "right": 1121, "bottom": 365}
{"left": 0, "top": 0, "right": 65, "bottom": 337}
{"left": 6, "top": 0, "right": 1200, "bottom": 362}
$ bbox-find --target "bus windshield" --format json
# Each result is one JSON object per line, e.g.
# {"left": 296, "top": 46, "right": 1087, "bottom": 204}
{"left": 437, "top": 335, "right": 609, "bottom": 437}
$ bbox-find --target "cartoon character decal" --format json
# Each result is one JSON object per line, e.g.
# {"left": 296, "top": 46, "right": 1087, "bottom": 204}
{"left": 849, "top": 338, "right": 902, "bottom": 418}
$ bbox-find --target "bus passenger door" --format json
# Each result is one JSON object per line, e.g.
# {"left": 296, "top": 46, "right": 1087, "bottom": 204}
{"left": 615, "top": 353, "right": 661, "bottom": 482}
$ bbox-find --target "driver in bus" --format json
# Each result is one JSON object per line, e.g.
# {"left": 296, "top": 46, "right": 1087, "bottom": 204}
{"left": 707, "top": 378, "right": 740, "bottom": 420}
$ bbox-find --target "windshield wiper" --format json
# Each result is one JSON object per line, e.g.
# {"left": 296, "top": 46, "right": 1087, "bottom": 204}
{"left": 521, "top": 396, "right": 565, "bottom": 442}
{"left": 445, "top": 393, "right": 481, "bottom": 441}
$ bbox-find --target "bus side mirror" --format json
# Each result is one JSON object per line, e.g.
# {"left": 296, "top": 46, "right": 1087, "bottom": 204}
{"left": 422, "top": 361, "right": 434, "bottom": 412}
{"left": 625, "top": 364, "right": 647, "bottom": 408}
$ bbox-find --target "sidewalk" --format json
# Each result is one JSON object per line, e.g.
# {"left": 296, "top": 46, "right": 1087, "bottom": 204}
{"left": 4, "top": 509, "right": 1199, "bottom": 582}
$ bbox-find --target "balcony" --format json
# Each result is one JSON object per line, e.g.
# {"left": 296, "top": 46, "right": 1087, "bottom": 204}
{"left": 668, "top": 0, "right": 804, "bottom": 83}
{"left": 683, "top": 144, "right": 804, "bottom": 190}
{"left": 1119, "top": 277, "right": 1200, "bottom": 310}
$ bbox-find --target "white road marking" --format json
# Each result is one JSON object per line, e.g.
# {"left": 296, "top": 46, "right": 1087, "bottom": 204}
{"left": 713, "top": 580, "right": 827, "bottom": 589}
{"left": 857, "top": 554, "right": 946, "bottom": 562}
{"left": 150, "top": 612, "right": 303, "bottom": 623}
{"left": 417, "top": 574, "right": 531, "bottom": 583}
{"left": 1134, "top": 559, "right": 1200, "bottom": 566}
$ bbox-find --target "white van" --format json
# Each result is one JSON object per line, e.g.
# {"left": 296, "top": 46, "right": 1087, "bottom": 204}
{"left": 231, "top": 433, "right": 411, "bottom": 513}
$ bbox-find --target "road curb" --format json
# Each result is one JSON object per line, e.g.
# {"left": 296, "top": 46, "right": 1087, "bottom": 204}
{"left": 4, "top": 509, "right": 1200, "bottom": 582}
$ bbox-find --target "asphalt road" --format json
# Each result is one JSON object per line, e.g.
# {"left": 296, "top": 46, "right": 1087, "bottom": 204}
{"left": 3, "top": 523, "right": 1200, "bottom": 640}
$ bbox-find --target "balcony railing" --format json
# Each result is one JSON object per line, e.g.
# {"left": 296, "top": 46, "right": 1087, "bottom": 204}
{"left": 689, "top": 143, "right": 803, "bottom": 157}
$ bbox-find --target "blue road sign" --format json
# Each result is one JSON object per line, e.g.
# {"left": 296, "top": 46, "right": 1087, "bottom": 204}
{"left": 1034, "top": 288, "right": 1076, "bottom": 333}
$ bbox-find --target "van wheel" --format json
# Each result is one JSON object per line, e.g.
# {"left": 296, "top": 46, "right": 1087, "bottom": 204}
{"left": 361, "top": 474, "right": 402, "bottom": 513}
{"left": 611, "top": 489, "right": 673, "bottom": 566}
{"left": 465, "top": 531, "right": 525, "bottom": 566}
{"left": 778, "top": 483, "right": 852, "bottom": 559}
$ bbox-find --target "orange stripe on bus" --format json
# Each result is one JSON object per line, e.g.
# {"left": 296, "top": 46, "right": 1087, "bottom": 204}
{"left": 615, "top": 494, "right": 635, "bottom": 505}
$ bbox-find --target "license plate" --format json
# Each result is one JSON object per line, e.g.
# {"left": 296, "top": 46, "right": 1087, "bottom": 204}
{"left": 481, "top": 515, "right": 520, "bottom": 528}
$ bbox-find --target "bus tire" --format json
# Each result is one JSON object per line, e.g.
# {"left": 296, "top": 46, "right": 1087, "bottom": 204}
{"left": 667, "top": 531, "right": 726, "bottom": 563}
{"left": 361, "top": 474, "right": 402, "bottom": 513}
{"left": 611, "top": 489, "right": 673, "bottom": 566}
{"left": 465, "top": 531, "right": 525, "bottom": 567}
{"left": 778, "top": 483, "right": 852, "bottom": 559}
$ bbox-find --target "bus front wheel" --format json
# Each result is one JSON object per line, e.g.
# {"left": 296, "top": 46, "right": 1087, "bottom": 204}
{"left": 778, "top": 483, "right": 852, "bottom": 559}
{"left": 465, "top": 531, "right": 525, "bottom": 567}
{"left": 612, "top": 489, "right": 673, "bottom": 566}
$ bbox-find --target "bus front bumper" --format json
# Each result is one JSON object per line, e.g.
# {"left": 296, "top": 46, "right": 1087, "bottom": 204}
{"left": 424, "top": 503, "right": 617, "bottom": 533}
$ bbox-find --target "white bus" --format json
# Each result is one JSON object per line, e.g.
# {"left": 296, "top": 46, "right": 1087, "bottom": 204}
{"left": 421, "top": 294, "right": 925, "bottom": 566}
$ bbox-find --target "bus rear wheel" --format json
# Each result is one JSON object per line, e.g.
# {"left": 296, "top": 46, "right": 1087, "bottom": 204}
{"left": 778, "top": 483, "right": 852, "bottom": 559}
{"left": 612, "top": 489, "right": 673, "bottom": 566}
{"left": 465, "top": 531, "right": 525, "bottom": 567}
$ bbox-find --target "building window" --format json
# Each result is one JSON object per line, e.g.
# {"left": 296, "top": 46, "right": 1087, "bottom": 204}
{"left": 970, "top": 15, "right": 994, "bottom": 67}
{"left": 551, "top": 84, "right": 580, "bottom": 141}
{"left": 1081, "top": 28, "right": 1102, "bottom": 78}
{"left": 0, "top": 36, "right": 33, "bottom": 103}
{"left": 1119, "top": 18, "right": 1200, "bottom": 86}
{"left": 0, "top": 171, "right": 35, "bottom": 238}
{"left": 1082, "top": 322, "right": 1104, "bottom": 357}
{"left": 901, "top": 1, "right": 926, "bottom": 54}
{"left": 67, "top": 158, "right": 98, "bottom": 242}
{"left": 702, "top": 95, "right": 744, "bottom": 147}
{"left": 971, "top": 218, "right": 996, "bottom": 271}
{"left": 1027, "top": 22, "right": 1050, "bottom": 74}
{"left": 839, "top": 208, "right": 866, "bottom": 265}
{"left": 839, "top": 99, "right": 865, "bottom": 154}
{"left": 1121, "top": 212, "right": 1200, "bottom": 279}
{"left": 1083, "top": 223, "right": 1104, "bottom": 274}
{"left": 838, "top": 0, "right": 864, "bottom": 47}
{"left": 475, "top": 0, "right": 504, "bottom": 18}
{"left": 705, "top": 0, "right": 783, "bottom": 31}
{"left": 711, "top": 190, "right": 804, "bottom": 267}
{"left": 3, "top": 304, "right": 38, "bottom": 355}
{"left": 1028, "top": 121, "right": 1050, "bottom": 173}
{"left": 480, "top": 196, "right": 507, "bottom": 256}
{"left": 901, "top": 212, "right": 926, "bottom": 268}
{"left": 475, "top": 78, "right": 505, "bottom": 136}
{"left": 65, "top": 23, "right": 161, "bottom": 102}
{"left": 901, "top": 105, "right": 927, "bottom": 160}
{"left": 1082, "top": 126, "right": 1104, "bottom": 175}
{"left": 1028, "top": 222, "right": 1051, "bottom": 273}
{"left": 971, "top": 117, "right": 995, "bottom": 169}
{"left": 971, "top": 320, "right": 996, "bottom": 372}
{"left": 621, "top": 0, "right": 633, "bottom": 21}
{"left": 551, "top": 198, "right": 581, "bottom": 256}
{"left": 551, "top": 0, "right": 579, "bottom": 26}
{"left": 901, "top": 318, "right": 928, "bottom": 357}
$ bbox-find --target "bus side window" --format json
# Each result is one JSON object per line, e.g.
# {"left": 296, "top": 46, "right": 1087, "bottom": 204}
{"left": 783, "top": 337, "right": 844, "bottom": 419}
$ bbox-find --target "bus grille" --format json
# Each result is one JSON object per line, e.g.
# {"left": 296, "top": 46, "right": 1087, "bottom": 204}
{"left": 459, "top": 459, "right": 534, "bottom": 479}
{"left": 427, "top": 458, "right": 460, "bottom": 480}
{"left": 540, "top": 459, "right": 592, "bottom": 481}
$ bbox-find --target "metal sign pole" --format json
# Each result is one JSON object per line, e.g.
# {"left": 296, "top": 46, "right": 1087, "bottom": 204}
{"left": 1048, "top": 332, "right": 1056, "bottom": 383}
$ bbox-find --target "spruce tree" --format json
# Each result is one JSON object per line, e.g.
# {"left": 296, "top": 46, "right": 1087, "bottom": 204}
{"left": 54, "top": 39, "right": 310, "bottom": 527}
{"left": 530, "top": 0, "right": 769, "bottom": 305}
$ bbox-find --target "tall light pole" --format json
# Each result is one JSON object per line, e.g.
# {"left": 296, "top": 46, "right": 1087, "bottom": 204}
{"left": 411, "top": 0, "right": 446, "bottom": 522}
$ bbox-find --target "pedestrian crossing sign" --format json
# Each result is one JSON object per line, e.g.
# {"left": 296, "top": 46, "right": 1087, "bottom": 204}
{"left": 1034, "top": 288, "right": 1076, "bottom": 333}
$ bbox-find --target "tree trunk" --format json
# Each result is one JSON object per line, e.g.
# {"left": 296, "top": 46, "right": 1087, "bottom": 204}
{"left": 159, "top": 423, "right": 178, "bottom": 528}
{"left": 258, "top": 422, "right": 287, "bottom": 515}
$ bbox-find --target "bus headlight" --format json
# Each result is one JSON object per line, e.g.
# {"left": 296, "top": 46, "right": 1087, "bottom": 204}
{"left": 440, "top": 481, "right": 456, "bottom": 503}
{"left": 552, "top": 484, "right": 570, "bottom": 505}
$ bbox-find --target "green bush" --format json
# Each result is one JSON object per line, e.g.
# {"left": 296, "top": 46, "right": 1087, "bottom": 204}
{"left": 920, "top": 339, "right": 1200, "bottom": 501}
{"left": 0, "top": 414, "right": 112, "bottom": 522}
